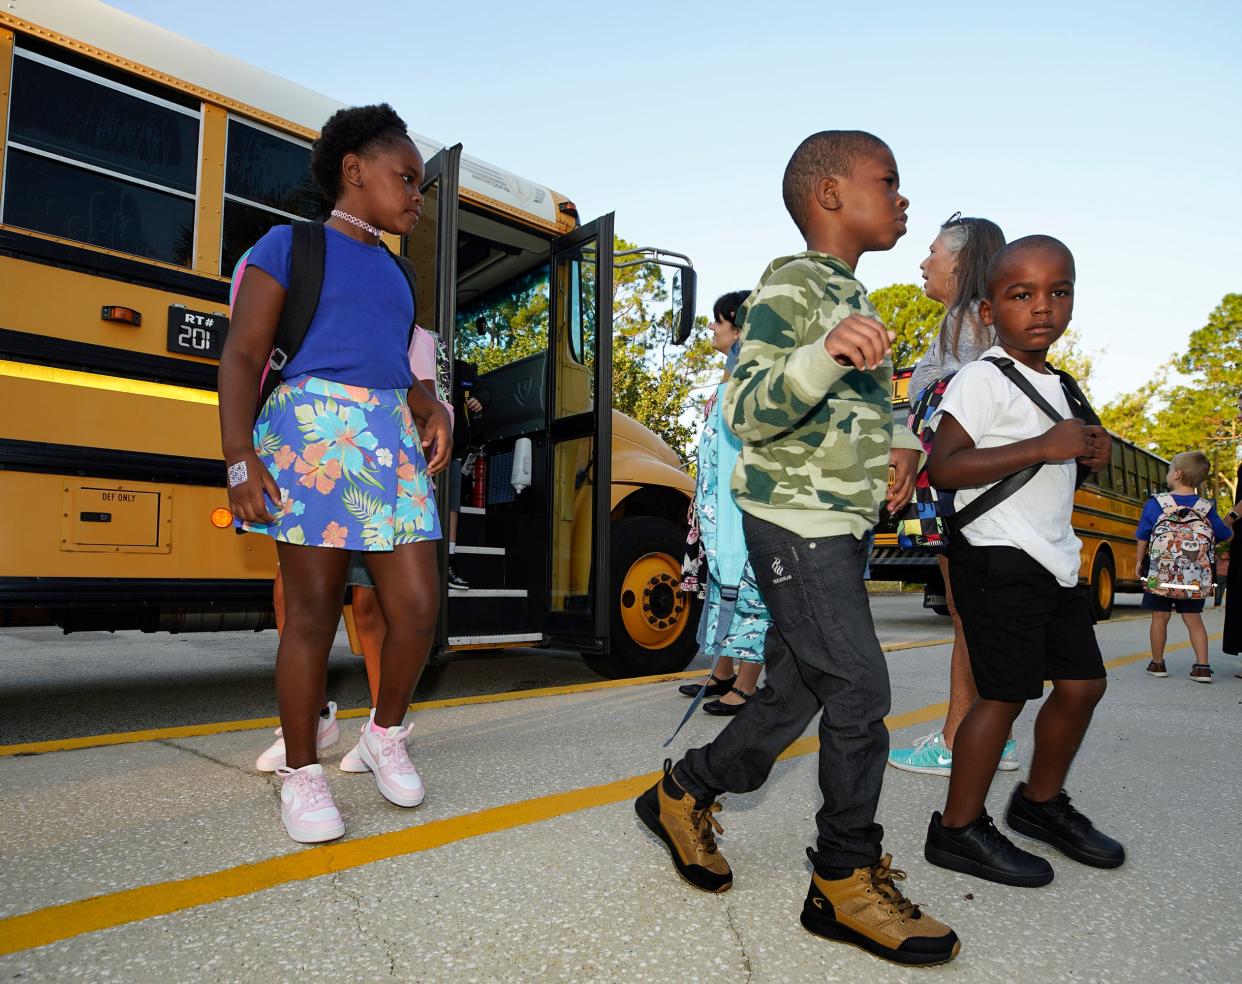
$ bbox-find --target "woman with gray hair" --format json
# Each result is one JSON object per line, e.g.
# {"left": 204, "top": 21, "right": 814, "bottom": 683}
{"left": 888, "top": 213, "right": 1013, "bottom": 777}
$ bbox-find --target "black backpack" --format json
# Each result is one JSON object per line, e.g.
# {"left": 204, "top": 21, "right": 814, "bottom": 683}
{"left": 238, "top": 220, "right": 418, "bottom": 419}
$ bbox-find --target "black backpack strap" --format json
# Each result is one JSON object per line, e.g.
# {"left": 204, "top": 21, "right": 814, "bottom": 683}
{"left": 379, "top": 241, "right": 419, "bottom": 347}
{"left": 946, "top": 463, "right": 1042, "bottom": 536}
{"left": 256, "top": 221, "right": 325, "bottom": 414}
{"left": 982, "top": 356, "right": 1065, "bottom": 423}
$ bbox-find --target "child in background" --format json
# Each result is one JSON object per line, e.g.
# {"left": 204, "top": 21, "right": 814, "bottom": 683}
{"left": 922, "top": 236, "right": 1123, "bottom": 888}
{"left": 637, "top": 130, "right": 960, "bottom": 967}
{"left": 1137, "top": 451, "right": 1233, "bottom": 682}
{"left": 220, "top": 104, "right": 449, "bottom": 843}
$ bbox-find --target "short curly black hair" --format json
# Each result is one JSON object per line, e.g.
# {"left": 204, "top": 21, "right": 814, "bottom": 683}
{"left": 310, "top": 103, "right": 412, "bottom": 201}
{"left": 782, "top": 130, "right": 890, "bottom": 236}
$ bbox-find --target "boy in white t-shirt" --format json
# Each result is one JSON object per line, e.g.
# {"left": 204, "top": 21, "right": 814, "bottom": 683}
{"left": 920, "top": 236, "right": 1126, "bottom": 888}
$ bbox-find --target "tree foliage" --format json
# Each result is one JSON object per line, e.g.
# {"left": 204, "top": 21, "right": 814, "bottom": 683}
{"left": 453, "top": 235, "right": 717, "bottom": 462}
{"left": 1098, "top": 293, "right": 1242, "bottom": 512}
{"left": 867, "top": 283, "right": 943, "bottom": 370}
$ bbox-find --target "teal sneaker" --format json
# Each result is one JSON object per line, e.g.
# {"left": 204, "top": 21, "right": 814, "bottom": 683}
{"left": 888, "top": 731, "right": 953, "bottom": 776}
{"left": 998, "top": 739, "right": 1020, "bottom": 772}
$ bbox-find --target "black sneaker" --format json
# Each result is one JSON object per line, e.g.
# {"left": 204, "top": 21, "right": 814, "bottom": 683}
{"left": 447, "top": 566, "right": 470, "bottom": 590}
{"left": 1005, "top": 784, "right": 1125, "bottom": 869}
{"left": 925, "top": 810, "right": 1054, "bottom": 887}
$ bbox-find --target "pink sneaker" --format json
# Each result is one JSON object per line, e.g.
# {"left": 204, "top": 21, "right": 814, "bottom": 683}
{"left": 359, "top": 713, "right": 425, "bottom": 807}
{"left": 255, "top": 702, "right": 340, "bottom": 772}
{"left": 275, "top": 763, "right": 345, "bottom": 843}
{"left": 339, "top": 719, "right": 369, "bottom": 774}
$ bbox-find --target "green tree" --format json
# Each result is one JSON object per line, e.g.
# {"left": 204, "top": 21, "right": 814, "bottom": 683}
{"left": 1096, "top": 293, "right": 1242, "bottom": 512}
{"left": 867, "top": 283, "right": 942, "bottom": 369}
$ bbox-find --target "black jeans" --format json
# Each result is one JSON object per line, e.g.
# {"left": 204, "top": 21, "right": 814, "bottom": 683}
{"left": 676, "top": 513, "right": 891, "bottom": 871}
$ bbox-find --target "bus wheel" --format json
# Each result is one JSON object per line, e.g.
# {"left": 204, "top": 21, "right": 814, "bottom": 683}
{"left": 585, "top": 516, "right": 702, "bottom": 679}
{"left": 1090, "top": 550, "right": 1115, "bottom": 621}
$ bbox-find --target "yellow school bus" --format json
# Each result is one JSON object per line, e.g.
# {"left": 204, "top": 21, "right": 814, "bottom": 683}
{"left": 869, "top": 367, "right": 1167, "bottom": 619}
{"left": 0, "top": 0, "right": 700, "bottom": 677}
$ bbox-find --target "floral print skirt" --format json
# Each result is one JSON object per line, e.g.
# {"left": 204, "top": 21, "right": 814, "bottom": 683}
{"left": 237, "top": 375, "right": 441, "bottom": 551}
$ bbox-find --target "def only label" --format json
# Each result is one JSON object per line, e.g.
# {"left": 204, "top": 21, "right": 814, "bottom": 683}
{"left": 167, "top": 305, "right": 229, "bottom": 359}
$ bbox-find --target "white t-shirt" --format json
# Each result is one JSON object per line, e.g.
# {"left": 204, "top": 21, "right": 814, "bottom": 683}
{"left": 934, "top": 347, "right": 1081, "bottom": 587}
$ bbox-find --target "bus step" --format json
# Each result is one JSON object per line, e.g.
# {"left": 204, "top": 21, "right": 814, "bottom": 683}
{"left": 450, "top": 546, "right": 507, "bottom": 589}
{"left": 446, "top": 589, "right": 527, "bottom": 636}
{"left": 446, "top": 631, "right": 542, "bottom": 649}
{"left": 454, "top": 506, "right": 486, "bottom": 548}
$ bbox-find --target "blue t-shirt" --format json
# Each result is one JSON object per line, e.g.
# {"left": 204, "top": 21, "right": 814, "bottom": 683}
{"left": 1136, "top": 494, "right": 1232, "bottom": 543}
{"left": 245, "top": 224, "right": 414, "bottom": 389}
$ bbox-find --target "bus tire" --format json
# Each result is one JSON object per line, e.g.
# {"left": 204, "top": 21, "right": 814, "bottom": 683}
{"left": 1089, "top": 549, "right": 1115, "bottom": 622}
{"left": 584, "top": 516, "right": 702, "bottom": 679}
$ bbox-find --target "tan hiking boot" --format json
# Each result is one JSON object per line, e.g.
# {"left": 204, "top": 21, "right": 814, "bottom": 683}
{"left": 635, "top": 759, "right": 732, "bottom": 893}
{"left": 801, "top": 853, "right": 960, "bottom": 966}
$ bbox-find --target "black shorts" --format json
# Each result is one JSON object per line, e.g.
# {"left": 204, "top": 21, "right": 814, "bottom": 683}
{"left": 948, "top": 539, "right": 1105, "bottom": 701}
{"left": 1142, "top": 592, "right": 1206, "bottom": 614}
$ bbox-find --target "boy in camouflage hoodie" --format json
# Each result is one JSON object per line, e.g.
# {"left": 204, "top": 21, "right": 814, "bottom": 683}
{"left": 636, "top": 131, "right": 960, "bottom": 967}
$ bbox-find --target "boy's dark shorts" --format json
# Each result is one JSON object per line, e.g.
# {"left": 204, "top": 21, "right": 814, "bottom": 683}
{"left": 1141, "top": 592, "right": 1205, "bottom": 614}
{"left": 948, "top": 539, "right": 1105, "bottom": 701}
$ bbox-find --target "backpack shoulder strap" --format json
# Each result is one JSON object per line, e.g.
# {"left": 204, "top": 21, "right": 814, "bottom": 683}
{"left": 982, "top": 356, "right": 1064, "bottom": 423}
{"left": 254, "top": 221, "right": 325, "bottom": 417}
{"left": 269, "top": 221, "right": 325, "bottom": 373}
{"left": 380, "top": 241, "right": 419, "bottom": 346}
{"left": 1192, "top": 497, "right": 1212, "bottom": 517}
{"left": 1048, "top": 364, "right": 1101, "bottom": 425}
{"left": 1155, "top": 493, "right": 1177, "bottom": 513}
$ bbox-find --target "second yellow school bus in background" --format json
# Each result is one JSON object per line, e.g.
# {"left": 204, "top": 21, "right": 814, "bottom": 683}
{"left": 869, "top": 368, "right": 1169, "bottom": 620}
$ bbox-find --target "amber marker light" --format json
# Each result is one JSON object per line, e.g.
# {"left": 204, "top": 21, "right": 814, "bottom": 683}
{"left": 210, "top": 507, "right": 234, "bottom": 529}
{"left": 101, "top": 305, "right": 142, "bottom": 326}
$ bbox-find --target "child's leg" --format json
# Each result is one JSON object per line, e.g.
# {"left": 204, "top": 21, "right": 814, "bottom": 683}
{"left": 1149, "top": 609, "right": 1171, "bottom": 663}
{"left": 941, "top": 698, "right": 1024, "bottom": 826}
{"left": 1024, "top": 677, "right": 1107, "bottom": 801}
{"left": 939, "top": 555, "right": 977, "bottom": 749}
{"left": 734, "top": 659, "right": 762, "bottom": 694}
{"left": 365, "top": 540, "right": 440, "bottom": 727}
{"left": 273, "top": 542, "right": 351, "bottom": 768}
{"left": 350, "top": 586, "right": 387, "bottom": 708}
{"left": 1181, "top": 612, "right": 1209, "bottom": 664}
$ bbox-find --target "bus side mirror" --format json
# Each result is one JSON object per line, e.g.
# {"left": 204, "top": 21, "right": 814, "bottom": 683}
{"left": 672, "top": 267, "right": 697, "bottom": 345}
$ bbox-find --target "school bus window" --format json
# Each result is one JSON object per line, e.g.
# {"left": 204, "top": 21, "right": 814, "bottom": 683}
{"left": 1110, "top": 442, "right": 1125, "bottom": 496}
{"left": 4, "top": 48, "right": 199, "bottom": 265}
{"left": 1125, "top": 445, "right": 1139, "bottom": 500}
{"left": 221, "top": 119, "right": 327, "bottom": 273}
{"left": 456, "top": 264, "right": 551, "bottom": 368}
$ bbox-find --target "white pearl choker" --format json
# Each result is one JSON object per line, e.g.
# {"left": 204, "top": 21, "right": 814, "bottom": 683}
{"left": 330, "top": 209, "right": 383, "bottom": 239}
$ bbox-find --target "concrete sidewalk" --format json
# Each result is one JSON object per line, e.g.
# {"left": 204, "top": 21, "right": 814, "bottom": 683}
{"left": 1, "top": 609, "right": 1238, "bottom": 982}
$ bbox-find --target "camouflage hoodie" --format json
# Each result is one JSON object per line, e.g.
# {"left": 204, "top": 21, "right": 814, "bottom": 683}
{"left": 722, "top": 251, "right": 921, "bottom": 540}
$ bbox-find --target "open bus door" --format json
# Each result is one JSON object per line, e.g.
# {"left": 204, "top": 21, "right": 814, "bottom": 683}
{"left": 543, "top": 215, "right": 614, "bottom": 654}
{"left": 404, "top": 143, "right": 461, "bottom": 651}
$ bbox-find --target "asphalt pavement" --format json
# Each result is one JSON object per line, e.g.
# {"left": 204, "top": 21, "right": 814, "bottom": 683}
{"left": 2, "top": 593, "right": 1239, "bottom": 983}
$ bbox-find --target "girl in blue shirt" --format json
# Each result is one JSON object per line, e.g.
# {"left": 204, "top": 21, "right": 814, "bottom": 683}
{"left": 219, "top": 105, "right": 450, "bottom": 843}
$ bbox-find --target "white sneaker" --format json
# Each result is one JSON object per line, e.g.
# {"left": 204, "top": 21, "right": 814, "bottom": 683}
{"left": 358, "top": 712, "right": 425, "bottom": 807}
{"left": 275, "top": 763, "right": 345, "bottom": 843}
{"left": 255, "top": 701, "right": 340, "bottom": 772}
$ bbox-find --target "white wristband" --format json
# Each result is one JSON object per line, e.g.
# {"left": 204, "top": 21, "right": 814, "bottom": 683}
{"left": 227, "top": 461, "right": 249, "bottom": 488}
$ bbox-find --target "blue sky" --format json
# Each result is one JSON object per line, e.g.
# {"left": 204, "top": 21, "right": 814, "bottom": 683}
{"left": 105, "top": 0, "right": 1241, "bottom": 402}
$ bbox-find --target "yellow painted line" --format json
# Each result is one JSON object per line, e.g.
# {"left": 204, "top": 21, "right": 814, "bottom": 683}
{"left": 0, "top": 637, "right": 956, "bottom": 758}
{"left": 0, "top": 634, "right": 1210, "bottom": 956}
{"left": 0, "top": 359, "right": 217, "bottom": 405}
{"left": 0, "top": 696, "right": 951, "bottom": 957}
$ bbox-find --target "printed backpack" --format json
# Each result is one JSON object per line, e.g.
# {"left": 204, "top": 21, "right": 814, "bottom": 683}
{"left": 1144, "top": 494, "right": 1215, "bottom": 599}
